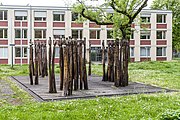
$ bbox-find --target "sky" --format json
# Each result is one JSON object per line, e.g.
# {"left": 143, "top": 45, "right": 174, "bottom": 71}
{"left": 0, "top": 0, "right": 154, "bottom": 8}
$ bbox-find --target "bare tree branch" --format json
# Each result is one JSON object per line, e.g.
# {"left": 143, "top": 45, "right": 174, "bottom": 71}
{"left": 132, "top": 0, "right": 148, "bottom": 20}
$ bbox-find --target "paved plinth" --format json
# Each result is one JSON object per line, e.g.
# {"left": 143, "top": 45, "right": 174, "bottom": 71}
{"left": 10, "top": 76, "right": 171, "bottom": 101}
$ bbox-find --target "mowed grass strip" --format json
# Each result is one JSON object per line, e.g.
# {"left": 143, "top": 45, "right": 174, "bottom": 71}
{"left": 0, "top": 92, "right": 179, "bottom": 120}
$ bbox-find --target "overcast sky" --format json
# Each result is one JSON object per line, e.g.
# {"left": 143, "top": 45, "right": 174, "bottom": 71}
{"left": 0, "top": 0, "right": 154, "bottom": 8}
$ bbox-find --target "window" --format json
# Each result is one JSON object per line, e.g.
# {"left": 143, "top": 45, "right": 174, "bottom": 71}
{"left": 72, "top": 13, "right": 79, "bottom": 21}
{"left": 140, "top": 31, "right": 150, "bottom": 39}
{"left": 107, "top": 30, "right": 113, "bottom": 39}
{"left": 0, "top": 10, "right": 7, "bottom": 20}
{"left": 53, "top": 11, "right": 65, "bottom": 21}
{"left": 72, "top": 30, "right": 82, "bottom": 39}
{"left": 0, "top": 47, "right": 8, "bottom": 58}
{"left": 91, "top": 47, "right": 102, "bottom": 61}
{"left": 34, "top": 11, "right": 46, "bottom": 21}
{"left": 55, "top": 47, "right": 59, "bottom": 58}
{"left": 141, "top": 17, "right": 150, "bottom": 23}
{"left": 140, "top": 47, "right": 150, "bottom": 57}
{"left": 157, "top": 47, "right": 166, "bottom": 56}
{"left": 0, "top": 29, "right": 7, "bottom": 38}
{"left": 15, "top": 47, "right": 27, "bottom": 57}
{"left": 53, "top": 29, "right": 65, "bottom": 39}
{"left": 35, "top": 29, "right": 46, "bottom": 39}
{"left": 157, "top": 14, "right": 166, "bottom": 23}
{"left": 157, "top": 31, "right": 166, "bottom": 39}
{"left": 130, "top": 47, "right": 134, "bottom": 57}
{"left": 90, "top": 30, "right": 100, "bottom": 39}
{"left": 15, "top": 11, "right": 27, "bottom": 20}
{"left": 131, "top": 30, "right": 134, "bottom": 39}
{"left": 15, "top": 29, "right": 27, "bottom": 38}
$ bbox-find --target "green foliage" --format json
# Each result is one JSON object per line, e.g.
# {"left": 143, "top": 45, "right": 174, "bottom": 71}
{"left": 160, "top": 110, "right": 180, "bottom": 120}
{"left": 72, "top": 0, "right": 148, "bottom": 39}
{"left": 151, "top": 0, "right": 180, "bottom": 52}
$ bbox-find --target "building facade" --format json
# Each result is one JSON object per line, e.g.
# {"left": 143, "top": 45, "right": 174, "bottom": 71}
{"left": 0, "top": 5, "right": 172, "bottom": 64}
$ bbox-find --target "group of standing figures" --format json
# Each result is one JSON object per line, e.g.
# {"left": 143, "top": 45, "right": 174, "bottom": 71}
{"left": 29, "top": 37, "right": 88, "bottom": 96}
{"left": 29, "top": 37, "right": 129, "bottom": 96}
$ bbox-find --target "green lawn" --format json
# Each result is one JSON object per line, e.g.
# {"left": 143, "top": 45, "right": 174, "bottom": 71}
{"left": 0, "top": 60, "right": 179, "bottom": 120}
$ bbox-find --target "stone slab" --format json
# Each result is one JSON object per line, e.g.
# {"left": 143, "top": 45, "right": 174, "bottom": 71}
{"left": 10, "top": 76, "right": 172, "bottom": 101}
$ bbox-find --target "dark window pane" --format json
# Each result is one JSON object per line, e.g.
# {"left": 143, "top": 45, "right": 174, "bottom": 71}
{"left": 97, "top": 31, "right": 100, "bottom": 39}
{"left": 0, "top": 11, "right": 3, "bottom": 20}
{"left": 4, "top": 11, "right": 7, "bottom": 20}
{"left": 15, "top": 47, "right": 21, "bottom": 57}
{"left": 15, "top": 29, "right": 21, "bottom": 38}
{"left": 90, "top": 30, "right": 96, "bottom": 39}
{"left": 15, "top": 16, "right": 23, "bottom": 20}
{"left": 107, "top": 30, "right": 113, "bottom": 39}
{"left": 24, "top": 30, "right": 27, "bottom": 38}
{"left": 4, "top": 29, "right": 7, "bottom": 38}
{"left": 24, "top": 48, "right": 27, "bottom": 57}
{"left": 35, "top": 30, "right": 42, "bottom": 38}
{"left": 72, "top": 30, "right": 78, "bottom": 38}
{"left": 0, "top": 29, "right": 3, "bottom": 38}
{"left": 53, "top": 14, "right": 60, "bottom": 21}
{"left": 157, "top": 47, "right": 162, "bottom": 56}
{"left": 72, "top": 13, "right": 78, "bottom": 21}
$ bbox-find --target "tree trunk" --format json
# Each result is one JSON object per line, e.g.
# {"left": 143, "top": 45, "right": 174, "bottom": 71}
{"left": 34, "top": 43, "right": 39, "bottom": 85}
{"left": 83, "top": 38, "right": 88, "bottom": 90}
{"left": 102, "top": 40, "right": 106, "bottom": 81}
{"left": 88, "top": 42, "right": 91, "bottom": 76}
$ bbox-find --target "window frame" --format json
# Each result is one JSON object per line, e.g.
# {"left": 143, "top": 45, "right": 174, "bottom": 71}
{"left": 157, "top": 14, "right": 166, "bottom": 23}
{"left": 130, "top": 47, "right": 135, "bottom": 57}
{"left": 53, "top": 11, "right": 65, "bottom": 21}
{"left": 156, "top": 47, "right": 166, "bottom": 56}
{"left": 90, "top": 30, "right": 100, "bottom": 39}
{"left": 140, "top": 30, "right": 151, "bottom": 40}
{"left": 72, "top": 29, "right": 83, "bottom": 39}
{"left": 34, "top": 11, "right": 47, "bottom": 21}
{"left": 107, "top": 30, "right": 113, "bottom": 39}
{"left": 34, "top": 29, "right": 46, "bottom": 39}
{"left": 0, "top": 10, "right": 7, "bottom": 21}
{"left": 15, "top": 29, "right": 28, "bottom": 39}
{"left": 14, "top": 11, "right": 28, "bottom": 21}
{"left": 53, "top": 29, "right": 65, "bottom": 39}
{"left": 15, "top": 47, "right": 28, "bottom": 58}
{"left": 140, "top": 47, "right": 151, "bottom": 57}
{"left": 157, "top": 31, "right": 166, "bottom": 39}
{"left": 0, "top": 29, "right": 8, "bottom": 39}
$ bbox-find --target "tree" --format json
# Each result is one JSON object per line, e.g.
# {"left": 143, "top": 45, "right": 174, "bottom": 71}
{"left": 73, "top": 0, "right": 148, "bottom": 87}
{"left": 151, "top": 0, "right": 180, "bottom": 52}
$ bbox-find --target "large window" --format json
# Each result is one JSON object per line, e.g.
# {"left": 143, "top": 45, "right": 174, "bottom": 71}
{"left": 0, "top": 47, "right": 8, "bottom": 58}
{"left": 53, "top": 29, "right": 65, "bottom": 39}
{"left": 15, "top": 47, "right": 27, "bottom": 57}
{"left": 157, "top": 47, "right": 166, "bottom": 56}
{"left": 72, "top": 13, "right": 79, "bottom": 21}
{"left": 141, "top": 16, "right": 150, "bottom": 23}
{"left": 15, "top": 29, "right": 27, "bottom": 38}
{"left": 107, "top": 30, "right": 113, "bottom": 39}
{"left": 157, "top": 31, "right": 166, "bottom": 39}
{"left": 34, "top": 11, "right": 46, "bottom": 21}
{"left": 0, "top": 29, "right": 7, "bottom": 38}
{"left": 15, "top": 11, "right": 27, "bottom": 20}
{"left": 90, "top": 30, "right": 100, "bottom": 39}
{"left": 53, "top": 11, "right": 65, "bottom": 21}
{"left": 157, "top": 14, "right": 166, "bottom": 23}
{"left": 140, "top": 47, "right": 150, "bottom": 57}
{"left": 140, "top": 31, "right": 150, "bottom": 39}
{"left": 72, "top": 30, "right": 82, "bottom": 39}
{"left": 130, "top": 47, "right": 134, "bottom": 57}
{"left": 91, "top": 47, "right": 102, "bottom": 61}
{"left": 35, "top": 29, "right": 46, "bottom": 39}
{"left": 0, "top": 10, "right": 7, "bottom": 20}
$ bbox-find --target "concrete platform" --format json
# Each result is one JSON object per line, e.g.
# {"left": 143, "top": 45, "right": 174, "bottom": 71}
{"left": 10, "top": 76, "right": 172, "bottom": 101}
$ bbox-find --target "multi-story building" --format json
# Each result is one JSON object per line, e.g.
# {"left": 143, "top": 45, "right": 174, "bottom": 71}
{"left": 0, "top": 5, "right": 172, "bottom": 64}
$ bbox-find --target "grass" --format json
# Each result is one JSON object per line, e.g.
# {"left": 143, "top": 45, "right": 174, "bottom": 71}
{"left": 0, "top": 60, "right": 179, "bottom": 119}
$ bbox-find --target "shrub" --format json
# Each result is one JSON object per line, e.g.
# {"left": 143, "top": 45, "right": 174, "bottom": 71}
{"left": 160, "top": 110, "right": 180, "bottom": 120}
